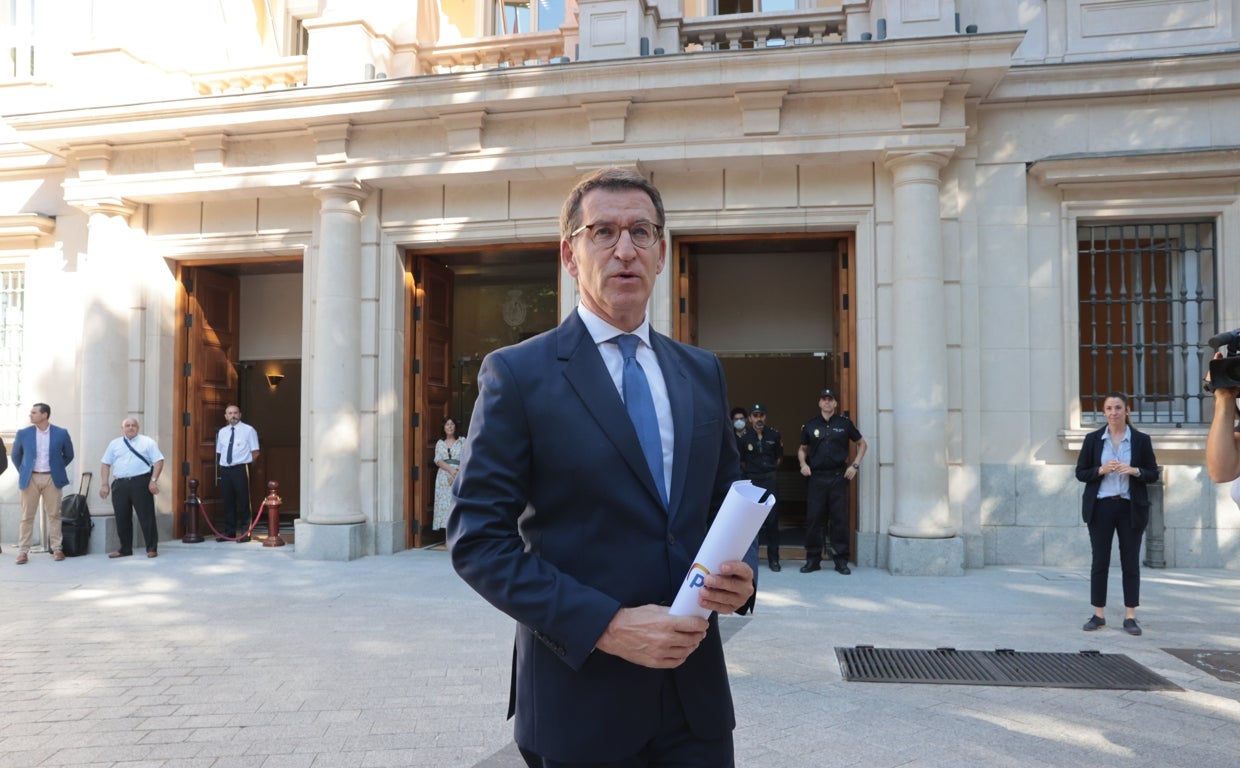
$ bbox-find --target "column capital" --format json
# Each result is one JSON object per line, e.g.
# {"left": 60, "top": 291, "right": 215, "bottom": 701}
{"left": 307, "top": 179, "right": 371, "bottom": 207}
{"left": 882, "top": 148, "right": 954, "bottom": 175}
{"left": 70, "top": 197, "right": 138, "bottom": 219}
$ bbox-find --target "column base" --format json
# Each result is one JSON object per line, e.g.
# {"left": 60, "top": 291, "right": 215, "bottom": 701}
{"left": 855, "top": 531, "right": 885, "bottom": 568}
{"left": 887, "top": 534, "right": 965, "bottom": 576}
{"left": 294, "top": 520, "right": 366, "bottom": 561}
{"left": 373, "top": 520, "right": 405, "bottom": 555}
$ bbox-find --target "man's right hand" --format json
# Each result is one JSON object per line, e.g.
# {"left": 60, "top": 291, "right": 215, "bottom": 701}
{"left": 595, "top": 605, "right": 708, "bottom": 669}
{"left": 1208, "top": 351, "right": 1240, "bottom": 398}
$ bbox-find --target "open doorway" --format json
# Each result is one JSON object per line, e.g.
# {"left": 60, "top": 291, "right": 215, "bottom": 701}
{"left": 175, "top": 260, "right": 303, "bottom": 543}
{"left": 405, "top": 246, "right": 560, "bottom": 549}
{"left": 676, "top": 234, "right": 857, "bottom": 559}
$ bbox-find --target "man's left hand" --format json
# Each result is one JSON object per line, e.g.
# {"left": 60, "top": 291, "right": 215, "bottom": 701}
{"left": 698, "top": 559, "right": 755, "bottom": 615}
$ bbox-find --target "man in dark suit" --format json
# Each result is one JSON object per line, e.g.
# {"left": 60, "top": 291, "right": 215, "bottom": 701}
{"left": 449, "top": 168, "right": 754, "bottom": 767}
{"left": 11, "top": 402, "right": 75, "bottom": 563}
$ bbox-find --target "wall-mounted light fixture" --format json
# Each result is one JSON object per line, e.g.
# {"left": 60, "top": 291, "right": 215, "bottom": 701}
{"left": 266, "top": 373, "right": 285, "bottom": 390}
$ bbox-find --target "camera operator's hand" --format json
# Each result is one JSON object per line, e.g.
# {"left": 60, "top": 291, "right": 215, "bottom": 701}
{"left": 1206, "top": 352, "right": 1240, "bottom": 484}
{"left": 1207, "top": 351, "right": 1240, "bottom": 399}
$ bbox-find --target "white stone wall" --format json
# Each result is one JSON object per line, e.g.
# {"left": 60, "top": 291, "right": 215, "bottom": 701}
{"left": 3, "top": 1, "right": 1240, "bottom": 562}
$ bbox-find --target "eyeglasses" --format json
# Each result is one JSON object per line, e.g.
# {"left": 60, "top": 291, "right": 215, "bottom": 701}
{"left": 570, "top": 220, "right": 663, "bottom": 249}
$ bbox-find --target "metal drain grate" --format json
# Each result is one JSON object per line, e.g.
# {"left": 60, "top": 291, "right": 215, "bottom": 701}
{"left": 836, "top": 646, "right": 1181, "bottom": 691}
{"left": 1163, "top": 648, "right": 1240, "bottom": 683}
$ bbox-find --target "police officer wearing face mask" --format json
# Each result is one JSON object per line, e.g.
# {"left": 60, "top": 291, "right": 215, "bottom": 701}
{"left": 731, "top": 407, "right": 748, "bottom": 441}
{"left": 738, "top": 403, "right": 784, "bottom": 571}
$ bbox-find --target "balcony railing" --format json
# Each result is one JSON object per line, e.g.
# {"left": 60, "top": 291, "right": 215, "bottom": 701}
{"left": 191, "top": 57, "right": 307, "bottom": 96}
{"left": 419, "top": 30, "right": 566, "bottom": 74}
{"left": 181, "top": 7, "right": 849, "bottom": 96}
{"left": 681, "top": 8, "right": 848, "bottom": 52}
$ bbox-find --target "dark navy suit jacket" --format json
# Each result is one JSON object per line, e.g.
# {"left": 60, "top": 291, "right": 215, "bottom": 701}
{"left": 448, "top": 310, "right": 743, "bottom": 763}
{"left": 11, "top": 424, "right": 74, "bottom": 490}
{"left": 1075, "top": 425, "right": 1158, "bottom": 531}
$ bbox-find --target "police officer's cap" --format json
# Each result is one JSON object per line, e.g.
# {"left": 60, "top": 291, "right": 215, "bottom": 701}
{"left": 749, "top": 403, "right": 766, "bottom": 414}
{"left": 819, "top": 388, "right": 837, "bottom": 400}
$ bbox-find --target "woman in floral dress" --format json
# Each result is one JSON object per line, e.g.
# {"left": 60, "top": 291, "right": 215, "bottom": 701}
{"left": 432, "top": 417, "right": 464, "bottom": 530}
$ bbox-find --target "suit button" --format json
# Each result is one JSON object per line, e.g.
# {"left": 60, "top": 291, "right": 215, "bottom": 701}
{"left": 666, "top": 533, "right": 675, "bottom": 546}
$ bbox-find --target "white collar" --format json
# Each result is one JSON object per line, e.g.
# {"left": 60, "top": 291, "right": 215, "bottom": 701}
{"left": 576, "top": 303, "right": 651, "bottom": 348}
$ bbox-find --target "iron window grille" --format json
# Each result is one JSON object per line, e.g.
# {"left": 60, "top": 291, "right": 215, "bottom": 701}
{"left": 1077, "top": 221, "right": 1217, "bottom": 426}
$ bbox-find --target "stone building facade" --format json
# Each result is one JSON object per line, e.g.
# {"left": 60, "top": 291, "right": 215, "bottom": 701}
{"left": 1, "top": 0, "right": 1237, "bottom": 570}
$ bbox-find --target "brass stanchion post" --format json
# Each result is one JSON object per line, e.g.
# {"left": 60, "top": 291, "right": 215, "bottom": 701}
{"left": 181, "top": 478, "right": 204, "bottom": 543}
{"left": 262, "top": 481, "right": 285, "bottom": 547}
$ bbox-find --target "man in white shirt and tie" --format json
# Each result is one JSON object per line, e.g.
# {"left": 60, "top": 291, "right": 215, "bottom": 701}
{"left": 215, "top": 404, "right": 260, "bottom": 542}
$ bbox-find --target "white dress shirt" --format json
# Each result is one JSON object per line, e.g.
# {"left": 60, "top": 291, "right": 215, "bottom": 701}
{"left": 576, "top": 304, "right": 673, "bottom": 497}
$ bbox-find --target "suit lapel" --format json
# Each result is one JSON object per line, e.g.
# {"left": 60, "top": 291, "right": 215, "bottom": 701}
{"left": 651, "top": 332, "right": 691, "bottom": 518}
{"left": 558, "top": 312, "right": 665, "bottom": 507}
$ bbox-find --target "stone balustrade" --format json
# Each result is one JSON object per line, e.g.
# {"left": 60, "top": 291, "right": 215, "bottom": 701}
{"left": 418, "top": 31, "right": 567, "bottom": 74}
{"left": 192, "top": 57, "right": 308, "bottom": 95}
{"left": 681, "top": 8, "right": 848, "bottom": 52}
{"left": 180, "top": 7, "right": 853, "bottom": 94}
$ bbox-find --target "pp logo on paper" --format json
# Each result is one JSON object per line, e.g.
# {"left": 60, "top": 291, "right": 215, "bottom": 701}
{"left": 686, "top": 563, "right": 711, "bottom": 590}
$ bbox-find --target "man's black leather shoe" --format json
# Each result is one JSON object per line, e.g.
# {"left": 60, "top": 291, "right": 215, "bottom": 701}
{"left": 834, "top": 559, "right": 852, "bottom": 575}
{"left": 769, "top": 560, "right": 781, "bottom": 572}
{"left": 799, "top": 561, "right": 821, "bottom": 573}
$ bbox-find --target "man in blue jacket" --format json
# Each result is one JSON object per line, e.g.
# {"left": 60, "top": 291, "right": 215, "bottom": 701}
{"left": 11, "top": 403, "right": 75, "bottom": 563}
{"left": 449, "top": 168, "right": 754, "bottom": 767}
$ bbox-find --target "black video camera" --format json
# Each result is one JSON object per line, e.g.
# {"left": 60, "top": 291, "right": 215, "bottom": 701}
{"left": 1206, "top": 329, "right": 1240, "bottom": 392}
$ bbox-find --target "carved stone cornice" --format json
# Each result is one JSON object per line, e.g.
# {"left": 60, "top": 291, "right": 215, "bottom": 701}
{"left": 438, "top": 110, "right": 486, "bottom": 155}
{"left": 733, "top": 89, "right": 786, "bottom": 136}
{"left": 308, "top": 122, "right": 351, "bottom": 165}
{"left": 0, "top": 214, "right": 57, "bottom": 250}
{"left": 580, "top": 100, "right": 631, "bottom": 144}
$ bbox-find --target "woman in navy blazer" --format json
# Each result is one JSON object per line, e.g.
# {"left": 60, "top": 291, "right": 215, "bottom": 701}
{"left": 1075, "top": 392, "right": 1159, "bottom": 636}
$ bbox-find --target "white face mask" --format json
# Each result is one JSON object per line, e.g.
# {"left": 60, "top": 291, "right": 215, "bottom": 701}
{"left": 733, "top": 418, "right": 747, "bottom": 431}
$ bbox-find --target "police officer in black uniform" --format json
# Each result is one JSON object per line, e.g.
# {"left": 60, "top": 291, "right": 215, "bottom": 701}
{"left": 739, "top": 403, "right": 783, "bottom": 571}
{"left": 798, "top": 388, "right": 867, "bottom": 574}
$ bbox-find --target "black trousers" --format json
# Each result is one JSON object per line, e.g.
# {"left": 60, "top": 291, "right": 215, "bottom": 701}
{"left": 518, "top": 674, "right": 734, "bottom": 767}
{"left": 805, "top": 473, "right": 849, "bottom": 561}
{"left": 1088, "top": 497, "right": 1143, "bottom": 608}
{"left": 111, "top": 473, "right": 157, "bottom": 554}
{"left": 219, "top": 464, "right": 252, "bottom": 536}
{"left": 747, "top": 473, "right": 779, "bottom": 561}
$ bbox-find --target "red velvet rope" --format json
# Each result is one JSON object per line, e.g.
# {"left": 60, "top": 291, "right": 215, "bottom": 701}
{"left": 197, "top": 499, "right": 267, "bottom": 542}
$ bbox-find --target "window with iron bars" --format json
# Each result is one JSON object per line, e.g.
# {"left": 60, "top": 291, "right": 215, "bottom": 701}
{"left": 1077, "top": 221, "right": 1217, "bottom": 427}
{"left": 0, "top": 268, "right": 23, "bottom": 430}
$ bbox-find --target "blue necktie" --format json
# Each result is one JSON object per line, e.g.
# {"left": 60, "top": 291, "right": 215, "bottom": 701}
{"left": 226, "top": 426, "right": 235, "bottom": 465}
{"left": 612, "top": 334, "right": 667, "bottom": 506}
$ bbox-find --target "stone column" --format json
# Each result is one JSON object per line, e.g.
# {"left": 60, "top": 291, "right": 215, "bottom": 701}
{"left": 883, "top": 151, "right": 964, "bottom": 576}
{"left": 77, "top": 198, "right": 137, "bottom": 555}
{"left": 295, "top": 182, "right": 369, "bottom": 561}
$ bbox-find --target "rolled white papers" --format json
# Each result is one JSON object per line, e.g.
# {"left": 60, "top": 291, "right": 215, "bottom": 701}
{"left": 669, "top": 480, "right": 775, "bottom": 618}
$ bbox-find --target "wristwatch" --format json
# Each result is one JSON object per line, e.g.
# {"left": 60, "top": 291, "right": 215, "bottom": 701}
{"left": 851, "top": 463, "right": 860, "bottom": 469}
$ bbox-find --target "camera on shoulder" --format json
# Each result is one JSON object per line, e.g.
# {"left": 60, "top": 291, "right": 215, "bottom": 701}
{"left": 1205, "top": 329, "right": 1240, "bottom": 392}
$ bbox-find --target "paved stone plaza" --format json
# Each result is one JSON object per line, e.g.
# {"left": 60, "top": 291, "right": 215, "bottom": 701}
{"left": 1, "top": 542, "right": 1238, "bottom": 767}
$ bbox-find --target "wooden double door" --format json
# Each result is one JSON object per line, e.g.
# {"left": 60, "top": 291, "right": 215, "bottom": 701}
{"left": 174, "top": 264, "right": 301, "bottom": 538}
